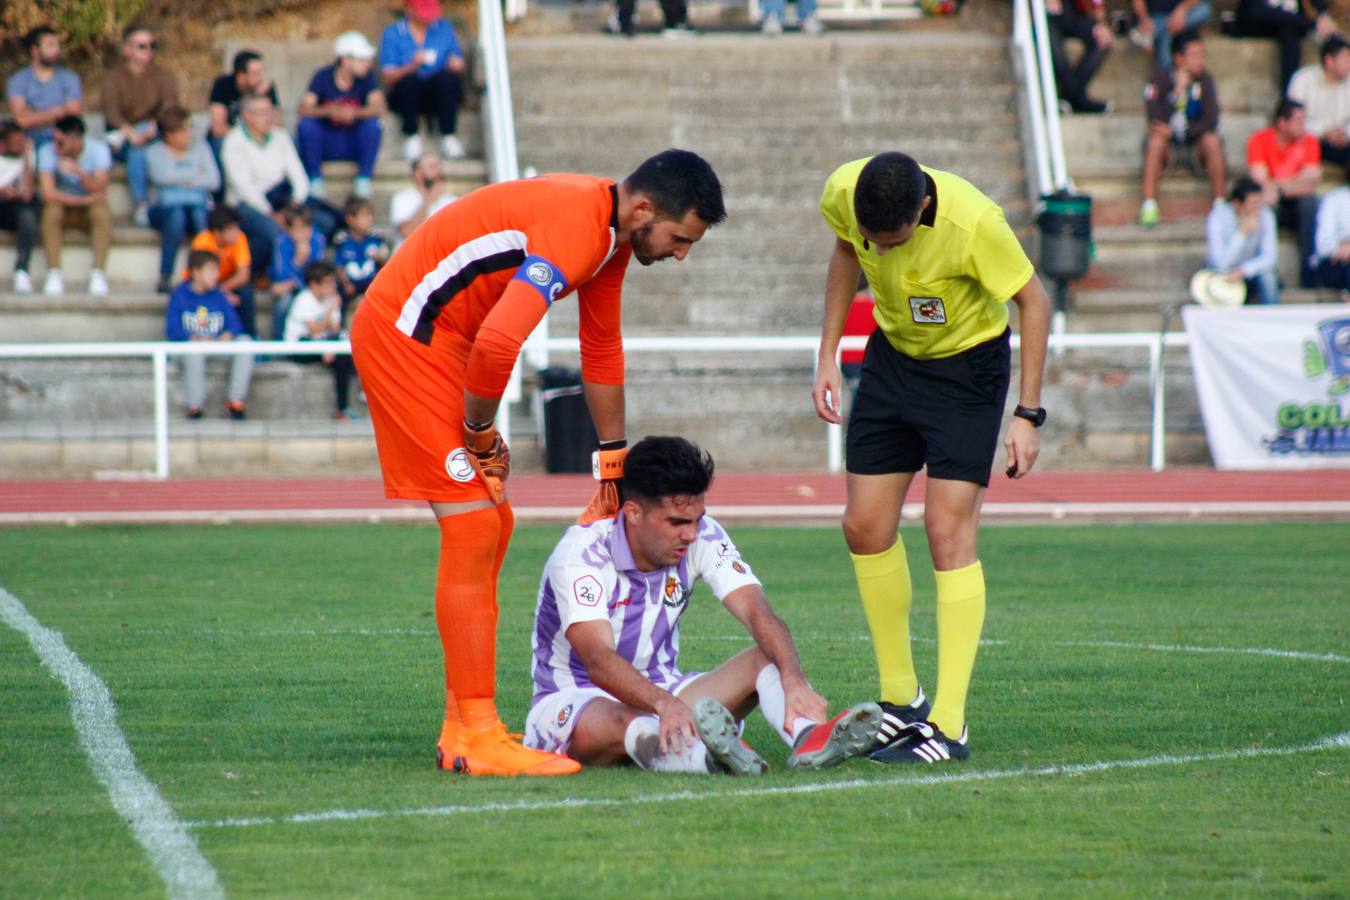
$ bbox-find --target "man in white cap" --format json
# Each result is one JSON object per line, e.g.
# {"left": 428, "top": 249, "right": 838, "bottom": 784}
{"left": 296, "top": 31, "right": 386, "bottom": 199}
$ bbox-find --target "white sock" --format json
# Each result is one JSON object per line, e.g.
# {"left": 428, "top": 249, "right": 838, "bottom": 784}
{"left": 623, "top": 715, "right": 712, "bottom": 773}
{"left": 755, "top": 664, "right": 818, "bottom": 746}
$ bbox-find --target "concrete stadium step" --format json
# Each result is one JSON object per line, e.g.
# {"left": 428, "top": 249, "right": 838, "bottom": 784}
{"left": 1060, "top": 111, "right": 1265, "bottom": 166}
{"left": 1081, "top": 35, "right": 1283, "bottom": 113}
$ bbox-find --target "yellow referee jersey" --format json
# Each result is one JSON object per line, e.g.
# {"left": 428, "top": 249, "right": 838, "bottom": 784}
{"left": 820, "top": 158, "right": 1034, "bottom": 360}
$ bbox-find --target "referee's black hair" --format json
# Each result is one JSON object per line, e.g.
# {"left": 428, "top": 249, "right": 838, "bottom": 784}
{"left": 854, "top": 152, "right": 927, "bottom": 234}
{"left": 624, "top": 149, "right": 727, "bottom": 227}
{"left": 620, "top": 436, "right": 715, "bottom": 507}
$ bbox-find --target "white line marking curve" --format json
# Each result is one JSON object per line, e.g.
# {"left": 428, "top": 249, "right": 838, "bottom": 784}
{"left": 0, "top": 587, "right": 224, "bottom": 899}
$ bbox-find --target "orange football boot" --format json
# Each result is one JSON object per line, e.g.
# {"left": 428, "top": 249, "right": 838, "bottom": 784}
{"left": 437, "top": 720, "right": 580, "bottom": 777}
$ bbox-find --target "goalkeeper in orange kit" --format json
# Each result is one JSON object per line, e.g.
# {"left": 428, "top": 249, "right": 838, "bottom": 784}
{"left": 350, "top": 149, "right": 725, "bottom": 777}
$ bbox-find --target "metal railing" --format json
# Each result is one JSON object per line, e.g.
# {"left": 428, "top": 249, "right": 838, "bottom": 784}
{"left": 1011, "top": 0, "right": 1070, "bottom": 204}
{"left": 0, "top": 332, "right": 1190, "bottom": 479}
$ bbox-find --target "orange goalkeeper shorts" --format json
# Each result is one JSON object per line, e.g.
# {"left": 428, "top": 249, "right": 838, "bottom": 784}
{"left": 350, "top": 303, "right": 493, "bottom": 503}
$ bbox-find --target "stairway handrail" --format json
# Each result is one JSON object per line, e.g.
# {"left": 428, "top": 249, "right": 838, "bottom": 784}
{"left": 1012, "top": 0, "right": 1071, "bottom": 203}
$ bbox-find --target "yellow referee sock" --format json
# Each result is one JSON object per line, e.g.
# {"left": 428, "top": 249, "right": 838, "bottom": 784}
{"left": 850, "top": 538, "right": 918, "bottom": 705}
{"left": 930, "top": 560, "right": 986, "bottom": 737}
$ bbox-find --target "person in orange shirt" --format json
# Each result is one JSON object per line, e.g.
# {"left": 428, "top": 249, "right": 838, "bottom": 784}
{"left": 350, "top": 148, "right": 726, "bottom": 776}
{"left": 188, "top": 205, "right": 256, "bottom": 336}
{"left": 1246, "top": 98, "right": 1322, "bottom": 288}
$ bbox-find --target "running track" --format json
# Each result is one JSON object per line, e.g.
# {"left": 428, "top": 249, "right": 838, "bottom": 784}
{"left": 2, "top": 469, "right": 1349, "bottom": 524}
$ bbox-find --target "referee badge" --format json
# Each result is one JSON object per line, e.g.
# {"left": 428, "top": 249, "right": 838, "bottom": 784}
{"left": 909, "top": 296, "right": 947, "bottom": 325}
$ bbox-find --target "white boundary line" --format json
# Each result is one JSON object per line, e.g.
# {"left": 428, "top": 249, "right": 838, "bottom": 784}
{"left": 0, "top": 586, "right": 224, "bottom": 899}
{"left": 189, "top": 730, "right": 1350, "bottom": 831}
{"left": 2, "top": 499, "right": 1350, "bottom": 526}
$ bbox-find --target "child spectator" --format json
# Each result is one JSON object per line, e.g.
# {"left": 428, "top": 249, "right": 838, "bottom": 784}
{"left": 1246, "top": 98, "right": 1320, "bottom": 288}
{"left": 36, "top": 114, "right": 111, "bottom": 297}
{"left": 1140, "top": 32, "right": 1225, "bottom": 228}
{"left": 5, "top": 26, "right": 83, "bottom": 147}
{"left": 379, "top": 0, "right": 468, "bottom": 160}
{"left": 189, "top": 206, "right": 255, "bottom": 337}
{"left": 333, "top": 195, "right": 390, "bottom": 308}
{"left": 1206, "top": 176, "right": 1278, "bottom": 305}
{"left": 283, "top": 261, "right": 359, "bottom": 419}
{"left": 166, "top": 249, "right": 254, "bottom": 420}
{"left": 296, "top": 32, "right": 386, "bottom": 200}
{"left": 147, "top": 107, "right": 220, "bottom": 293}
{"left": 270, "top": 203, "right": 328, "bottom": 337}
{"left": 0, "top": 119, "right": 38, "bottom": 294}
{"left": 1314, "top": 176, "right": 1350, "bottom": 290}
{"left": 101, "top": 24, "right": 179, "bottom": 227}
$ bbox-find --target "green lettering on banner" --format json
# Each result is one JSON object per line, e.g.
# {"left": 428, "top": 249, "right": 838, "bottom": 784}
{"left": 1277, "top": 403, "right": 1302, "bottom": 429}
{"left": 1330, "top": 405, "right": 1348, "bottom": 428}
{"left": 1303, "top": 405, "right": 1329, "bottom": 429}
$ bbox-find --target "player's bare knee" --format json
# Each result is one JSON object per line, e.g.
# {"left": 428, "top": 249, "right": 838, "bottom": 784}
{"left": 842, "top": 511, "right": 893, "bottom": 555}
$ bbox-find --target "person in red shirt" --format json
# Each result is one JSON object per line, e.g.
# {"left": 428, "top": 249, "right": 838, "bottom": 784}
{"left": 840, "top": 286, "right": 877, "bottom": 396}
{"left": 1247, "top": 97, "right": 1322, "bottom": 287}
{"left": 350, "top": 148, "right": 725, "bottom": 777}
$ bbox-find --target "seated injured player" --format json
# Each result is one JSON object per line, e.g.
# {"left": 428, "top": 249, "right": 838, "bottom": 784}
{"left": 524, "top": 435, "right": 882, "bottom": 774}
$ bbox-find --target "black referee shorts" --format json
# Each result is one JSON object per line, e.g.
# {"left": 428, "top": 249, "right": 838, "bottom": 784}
{"left": 846, "top": 328, "right": 1011, "bottom": 487}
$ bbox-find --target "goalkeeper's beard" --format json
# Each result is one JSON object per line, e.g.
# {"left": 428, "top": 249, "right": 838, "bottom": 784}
{"left": 631, "top": 223, "right": 670, "bottom": 266}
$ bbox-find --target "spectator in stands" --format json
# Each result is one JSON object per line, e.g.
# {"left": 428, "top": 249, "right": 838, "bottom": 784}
{"left": 269, "top": 203, "right": 327, "bottom": 337}
{"left": 147, "top": 108, "right": 220, "bottom": 294}
{"left": 189, "top": 206, "right": 255, "bottom": 337}
{"left": 0, "top": 119, "right": 39, "bottom": 294}
{"left": 390, "top": 151, "right": 455, "bottom": 243}
{"left": 1314, "top": 174, "right": 1350, "bottom": 289}
{"left": 1247, "top": 98, "right": 1321, "bottom": 288}
{"left": 1287, "top": 36, "right": 1350, "bottom": 168}
{"left": 208, "top": 50, "right": 279, "bottom": 147}
{"left": 220, "top": 93, "right": 310, "bottom": 281}
{"left": 36, "top": 115, "right": 111, "bottom": 297}
{"left": 1129, "top": 0, "right": 1210, "bottom": 68}
{"left": 760, "top": 0, "right": 823, "bottom": 36}
{"left": 1140, "top": 32, "right": 1225, "bottom": 228}
{"left": 1046, "top": 0, "right": 1113, "bottom": 114}
{"left": 5, "top": 26, "right": 82, "bottom": 147}
{"left": 297, "top": 32, "right": 386, "bottom": 200}
{"left": 1206, "top": 175, "right": 1279, "bottom": 305}
{"left": 101, "top": 24, "right": 179, "bottom": 228}
{"left": 333, "top": 195, "right": 390, "bottom": 308}
{"left": 1233, "top": 0, "right": 1336, "bottom": 93}
{"left": 283, "top": 260, "right": 360, "bottom": 419}
{"left": 167, "top": 248, "right": 253, "bottom": 420}
{"left": 380, "top": 0, "right": 468, "bottom": 161}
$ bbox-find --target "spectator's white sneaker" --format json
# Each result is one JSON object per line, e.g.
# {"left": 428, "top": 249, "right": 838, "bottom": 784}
{"left": 13, "top": 269, "right": 33, "bottom": 294}
{"left": 402, "top": 134, "right": 424, "bottom": 162}
{"left": 132, "top": 203, "right": 150, "bottom": 228}
{"left": 761, "top": 14, "right": 783, "bottom": 34}
{"left": 43, "top": 270, "right": 64, "bottom": 297}
{"left": 442, "top": 135, "right": 466, "bottom": 159}
{"left": 801, "top": 13, "right": 825, "bottom": 34}
{"left": 354, "top": 176, "right": 373, "bottom": 198}
{"left": 88, "top": 269, "right": 109, "bottom": 297}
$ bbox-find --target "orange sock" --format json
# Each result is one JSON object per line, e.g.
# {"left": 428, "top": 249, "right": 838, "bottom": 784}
{"left": 435, "top": 507, "right": 502, "bottom": 722}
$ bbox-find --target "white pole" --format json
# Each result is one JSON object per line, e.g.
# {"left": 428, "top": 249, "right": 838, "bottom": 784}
{"left": 1027, "top": 0, "right": 1069, "bottom": 191}
{"left": 153, "top": 350, "right": 170, "bottom": 479}
{"left": 1013, "top": 0, "right": 1053, "bottom": 202}
{"left": 1149, "top": 338, "right": 1166, "bottom": 472}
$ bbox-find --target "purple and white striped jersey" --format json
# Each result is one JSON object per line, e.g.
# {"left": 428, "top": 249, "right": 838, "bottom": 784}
{"left": 530, "top": 513, "right": 760, "bottom": 704}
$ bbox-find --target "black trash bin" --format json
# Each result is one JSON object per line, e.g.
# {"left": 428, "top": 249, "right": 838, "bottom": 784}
{"left": 539, "top": 366, "right": 597, "bottom": 474}
{"left": 1037, "top": 191, "right": 1093, "bottom": 282}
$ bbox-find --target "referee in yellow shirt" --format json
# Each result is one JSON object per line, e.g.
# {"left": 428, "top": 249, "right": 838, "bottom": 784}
{"left": 812, "top": 152, "right": 1051, "bottom": 764}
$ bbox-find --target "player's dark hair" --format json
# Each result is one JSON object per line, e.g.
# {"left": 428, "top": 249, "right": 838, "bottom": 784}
{"left": 1171, "top": 30, "right": 1201, "bottom": 59}
{"left": 304, "top": 260, "right": 338, "bottom": 285}
{"left": 208, "top": 205, "right": 239, "bottom": 232}
{"left": 1228, "top": 175, "right": 1262, "bottom": 204}
{"left": 1274, "top": 97, "right": 1304, "bottom": 123}
{"left": 54, "top": 115, "right": 85, "bottom": 137}
{"left": 187, "top": 249, "right": 220, "bottom": 273}
{"left": 620, "top": 436, "right": 715, "bottom": 506}
{"left": 854, "top": 152, "right": 927, "bottom": 234}
{"left": 122, "top": 23, "right": 152, "bottom": 43}
{"left": 279, "top": 203, "right": 313, "bottom": 227}
{"left": 624, "top": 149, "right": 726, "bottom": 226}
{"left": 232, "top": 50, "right": 262, "bottom": 76}
{"left": 24, "top": 26, "right": 56, "bottom": 51}
{"left": 1321, "top": 34, "right": 1350, "bottom": 63}
{"left": 344, "top": 195, "right": 374, "bottom": 220}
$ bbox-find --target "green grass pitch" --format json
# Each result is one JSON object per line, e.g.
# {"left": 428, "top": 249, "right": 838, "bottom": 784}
{"left": 2, "top": 522, "right": 1347, "bottom": 897}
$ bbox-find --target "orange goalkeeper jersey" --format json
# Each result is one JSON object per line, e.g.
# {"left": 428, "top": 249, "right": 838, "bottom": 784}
{"left": 362, "top": 174, "right": 632, "bottom": 399}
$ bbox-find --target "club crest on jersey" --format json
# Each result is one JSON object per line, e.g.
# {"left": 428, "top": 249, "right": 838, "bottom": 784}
{"left": 573, "top": 574, "right": 602, "bottom": 607}
{"left": 445, "top": 448, "right": 475, "bottom": 483}
{"left": 556, "top": 703, "right": 574, "bottom": 727}
{"left": 662, "top": 575, "right": 690, "bottom": 608}
{"left": 909, "top": 297, "right": 947, "bottom": 324}
{"left": 732, "top": 561, "right": 748, "bottom": 575}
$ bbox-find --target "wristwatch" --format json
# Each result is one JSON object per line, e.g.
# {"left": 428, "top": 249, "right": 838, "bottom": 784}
{"left": 1013, "top": 405, "right": 1047, "bottom": 427}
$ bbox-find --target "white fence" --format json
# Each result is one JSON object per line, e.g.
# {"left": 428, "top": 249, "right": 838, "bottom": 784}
{"left": 0, "top": 331, "right": 1192, "bottom": 479}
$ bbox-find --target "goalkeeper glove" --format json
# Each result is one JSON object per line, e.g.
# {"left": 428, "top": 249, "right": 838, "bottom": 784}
{"left": 578, "top": 442, "right": 627, "bottom": 525}
{"left": 463, "top": 419, "right": 511, "bottom": 505}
